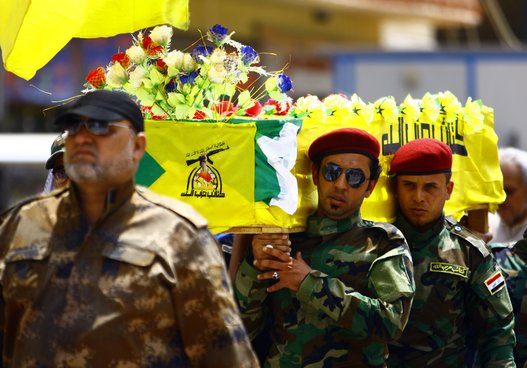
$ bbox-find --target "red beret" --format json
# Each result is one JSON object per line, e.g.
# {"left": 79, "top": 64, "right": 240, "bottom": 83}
{"left": 308, "top": 128, "right": 380, "bottom": 163}
{"left": 390, "top": 138, "right": 452, "bottom": 175}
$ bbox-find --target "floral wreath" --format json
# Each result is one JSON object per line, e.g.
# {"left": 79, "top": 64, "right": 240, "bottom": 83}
{"left": 84, "top": 24, "right": 295, "bottom": 121}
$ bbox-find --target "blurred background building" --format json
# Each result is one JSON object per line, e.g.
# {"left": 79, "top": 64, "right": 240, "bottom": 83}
{"left": 0, "top": 0, "right": 525, "bottom": 210}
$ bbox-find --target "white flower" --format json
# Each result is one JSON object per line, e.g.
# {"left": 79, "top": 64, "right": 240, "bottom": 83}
{"left": 210, "top": 49, "right": 227, "bottom": 64}
{"left": 128, "top": 67, "right": 147, "bottom": 89}
{"left": 126, "top": 45, "right": 146, "bottom": 64}
{"left": 181, "top": 53, "right": 197, "bottom": 72}
{"left": 208, "top": 63, "right": 226, "bottom": 84}
{"left": 149, "top": 25, "right": 173, "bottom": 46}
{"left": 106, "top": 63, "right": 128, "bottom": 87}
{"left": 164, "top": 50, "right": 184, "bottom": 69}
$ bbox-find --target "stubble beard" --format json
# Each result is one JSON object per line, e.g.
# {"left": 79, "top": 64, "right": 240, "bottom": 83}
{"left": 65, "top": 140, "right": 135, "bottom": 184}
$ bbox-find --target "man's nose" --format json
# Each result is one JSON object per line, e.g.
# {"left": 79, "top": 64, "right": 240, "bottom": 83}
{"left": 334, "top": 172, "right": 348, "bottom": 189}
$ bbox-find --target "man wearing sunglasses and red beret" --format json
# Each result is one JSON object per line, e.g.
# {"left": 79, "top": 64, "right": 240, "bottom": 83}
{"left": 234, "top": 127, "right": 415, "bottom": 367}
{"left": 0, "top": 90, "right": 258, "bottom": 367}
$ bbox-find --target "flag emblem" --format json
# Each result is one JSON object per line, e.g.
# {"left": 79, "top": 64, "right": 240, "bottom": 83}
{"left": 484, "top": 271, "right": 505, "bottom": 295}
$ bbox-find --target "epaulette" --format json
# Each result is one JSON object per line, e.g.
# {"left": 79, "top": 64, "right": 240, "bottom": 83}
{"left": 135, "top": 186, "right": 209, "bottom": 229}
{"left": 0, "top": 188, "right": 66, "bottom": 221}
{"left": 488, "top": 241, "right": 515, "bottom": 251}
{"left": 445, "top": 217, "right": 490, "bottom": 257}
{"left": 362, "top": 219, "right": 406, "bottom": 241}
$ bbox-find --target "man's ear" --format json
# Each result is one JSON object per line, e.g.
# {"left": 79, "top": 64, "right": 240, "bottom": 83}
{"left": 364, "top": 179, "right": 378, "bottom": 198}
{"left": 311, "top": 164, "right": 319, "bottom": 186}
{"left": 446, "top": 180, "right": 454, "bottom": 199}
{"left": 133, "top": 132, "right": 147, "bottom": 164}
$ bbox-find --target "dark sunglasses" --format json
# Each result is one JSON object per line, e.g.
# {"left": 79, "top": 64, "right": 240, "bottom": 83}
{"left": 52, "top": 167, "right": 68, "bottom": 181}
{"left": 64, "top": 119, "right": 132, "bottom": 136}
{"left": 321, "top": 163, "right": 368, "bottom": 188}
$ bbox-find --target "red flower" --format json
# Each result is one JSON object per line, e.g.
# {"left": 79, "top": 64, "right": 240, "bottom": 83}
{"left": 156, "top": 58, "right": 167, "bottom": 73}
{"left": 213, "top": 101, "right": 236, "bottom": 116}
{"left": 140, "top": 106, "right": 168, "bottom": 120}
{"left": 111, "top": 52, "right": 130, "bottom": 68}
{"left": 244, "top": 100, "right": 262, "bottom": 117}
{"left": 142, "top": 36, "right": 163, "bottom": 56}
{"left": 85, "top": 67, "right": 106, "bottom": 88}
{"left": 193, "top": 110, "right": 207, "bottom": 120}
{"left": 265, "top": 98, "right": 292, "bottom": 115}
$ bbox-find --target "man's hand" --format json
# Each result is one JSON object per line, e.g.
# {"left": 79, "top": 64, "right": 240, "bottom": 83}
{"left": 251, "top": 233, "right": 291, "bottom": 270}
{"left": 255, "top": 249, "right": 311, "bottom": 292}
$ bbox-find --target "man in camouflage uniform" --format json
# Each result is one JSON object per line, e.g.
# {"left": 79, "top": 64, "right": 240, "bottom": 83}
{"left": 234, "top": 128, "right": 415, "bottom": 367}
{"left": 387, "top": 138, "right": 516, "bottom": 367}
{"left": 490, "top": 230, "right": 527, "bottom": 366}
{"left": 0, "top": 90, "right": 258, "bottom": 367}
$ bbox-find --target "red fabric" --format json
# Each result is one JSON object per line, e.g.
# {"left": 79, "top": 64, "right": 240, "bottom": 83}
{"left": 389, "top": 138, "right": 452, "bottom": 175}
{"left": 308, "top": 128, "right": 380, "bottom": 162}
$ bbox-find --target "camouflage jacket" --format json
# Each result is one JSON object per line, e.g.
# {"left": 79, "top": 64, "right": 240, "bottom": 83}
{"left": 388, "top": 214, "right": 516, "bottom": 368}
{"left": 0, "top": 182, "right": 258, "bottom": 368}
{"left": 234, "top": 212, "right": 415, "bottom": 367}
{"left": 490, "top": 238, "right": 527, "bottom": 367}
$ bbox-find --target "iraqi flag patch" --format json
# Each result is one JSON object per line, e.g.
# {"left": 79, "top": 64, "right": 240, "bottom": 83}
{"left": 484, "top": 271, "right": 506, "bottom": 295}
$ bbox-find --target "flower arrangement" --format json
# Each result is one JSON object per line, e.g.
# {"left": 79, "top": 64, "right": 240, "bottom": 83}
{"left": 288, "top": 90, "right": 485, "bottom": 131}
{"left": 85, "top": 24, "right": 294, "bottom": 120}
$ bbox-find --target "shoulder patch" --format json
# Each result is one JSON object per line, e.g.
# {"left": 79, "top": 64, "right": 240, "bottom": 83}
{"left": 429, "top": 262, "right": 469, "bottom": 278}
{"left": 136, "top": 186, "right": 208, "bottom": 229}
{"left": 484, "top": 270, "right": 506, "bottom": 295}
{"left": 445, "top": 218, "right": 490, "bottom": 257}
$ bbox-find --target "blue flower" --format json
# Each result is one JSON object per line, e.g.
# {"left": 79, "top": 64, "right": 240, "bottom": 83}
{"left": 277, "top": 74, "right": 293, "bottom": 93}
{"left": 241, "top": 45, "right": 259, "bottom": 65}
{"left": 165, "top": 80, "right": 177, "bottom": 92}
{"left": 180, "top": 72, "right": 198, "bottom": 85}
{"left": 191, "top": 46, "right": 213, "bottom": 63}
{"left": 208, "top": 24, "right": 229, "bottom": 44}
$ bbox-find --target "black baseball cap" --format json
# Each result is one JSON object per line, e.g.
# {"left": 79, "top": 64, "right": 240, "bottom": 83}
{"left": 55, "top": 90, "right": 144, "bottom": 132}
{"left": 45, "top": 132, "right": 66, "bottom": 169}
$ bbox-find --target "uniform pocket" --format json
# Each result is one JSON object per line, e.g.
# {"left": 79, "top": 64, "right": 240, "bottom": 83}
{"left": 2, "top": 242, "right": 52, "bottom": 302}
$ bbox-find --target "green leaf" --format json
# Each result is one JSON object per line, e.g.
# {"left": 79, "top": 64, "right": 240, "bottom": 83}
{"left": 175, "top": 104, "right": 190, "bottom": 119}
{"left": 237, "top": 90, "right": 251, "bottom": 108}
{"left": 136, "top": 88, "right": 155, "bottom": 106}
{"left": 149, "top": 68, "right": 164, "bottom": 85}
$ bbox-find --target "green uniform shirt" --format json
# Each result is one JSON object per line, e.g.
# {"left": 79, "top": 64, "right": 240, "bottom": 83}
{"left": 235, "top": 211, "right": 415, "bottom": 367}
{"left": 0, "top": 183, "right": 258, "bottom": 367}
{"left": 388, "top": 214, "right": 516, "bottom": 368}
{"left": 490, "top": 238, "right": 527, "bottom": 367}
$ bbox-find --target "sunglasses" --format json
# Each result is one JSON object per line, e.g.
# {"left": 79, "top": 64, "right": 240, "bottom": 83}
{"left": 321, "top": 163, "right": 368, "bottom": 188}
{"left": 64, "top": 119, "right": 132, "bottom": 136}
{"left": 52, "top": 167, "right": 68, "bottom": 181}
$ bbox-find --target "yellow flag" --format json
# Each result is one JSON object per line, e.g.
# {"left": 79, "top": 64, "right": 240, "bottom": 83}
{"left": 139, "top": 120, "right": 256, "bottom": 234}
{"left": 294, "top": 105, "right": 505, "bottom": 225}
{"left": 0, "top": 0, "right": 189, "bottom": 80}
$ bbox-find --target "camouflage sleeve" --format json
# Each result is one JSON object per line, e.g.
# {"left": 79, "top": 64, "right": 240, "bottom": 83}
{"left": 469, "top": 255, "right": 516, "bottom": 367}
{"left": 233, "top": 258, "right": 270, "bottom": 340}
{"left": 296, "top": 246, "right": 415, "bottom": 342}
{"left": 171, "top": 228, "right": 259, "bottom": 368}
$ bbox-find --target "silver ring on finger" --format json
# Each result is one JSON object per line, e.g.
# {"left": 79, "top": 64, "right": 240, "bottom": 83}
{"left": 272, "top": 271, "right": 279, "bottom": 280}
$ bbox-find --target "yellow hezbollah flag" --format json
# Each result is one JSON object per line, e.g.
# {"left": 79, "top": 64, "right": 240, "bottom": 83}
{"left": 137, "top": 120, "right": 256, "bottom": 234}
{"left": 0, "top": 0, "right": 189, "bottom": 80}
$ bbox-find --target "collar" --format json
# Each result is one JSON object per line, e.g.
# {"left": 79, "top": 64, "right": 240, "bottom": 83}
{"left": 394, "top": 212, "right": 445, "bottom": 247}
{"left": 306, "top": 211, "right": 363, "bottom": 236}
{"left": 66, "top": 180, "right": 136, "bottom": 224}
{"left": 514, "top": 238, "right": 527, "bottom": 264}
